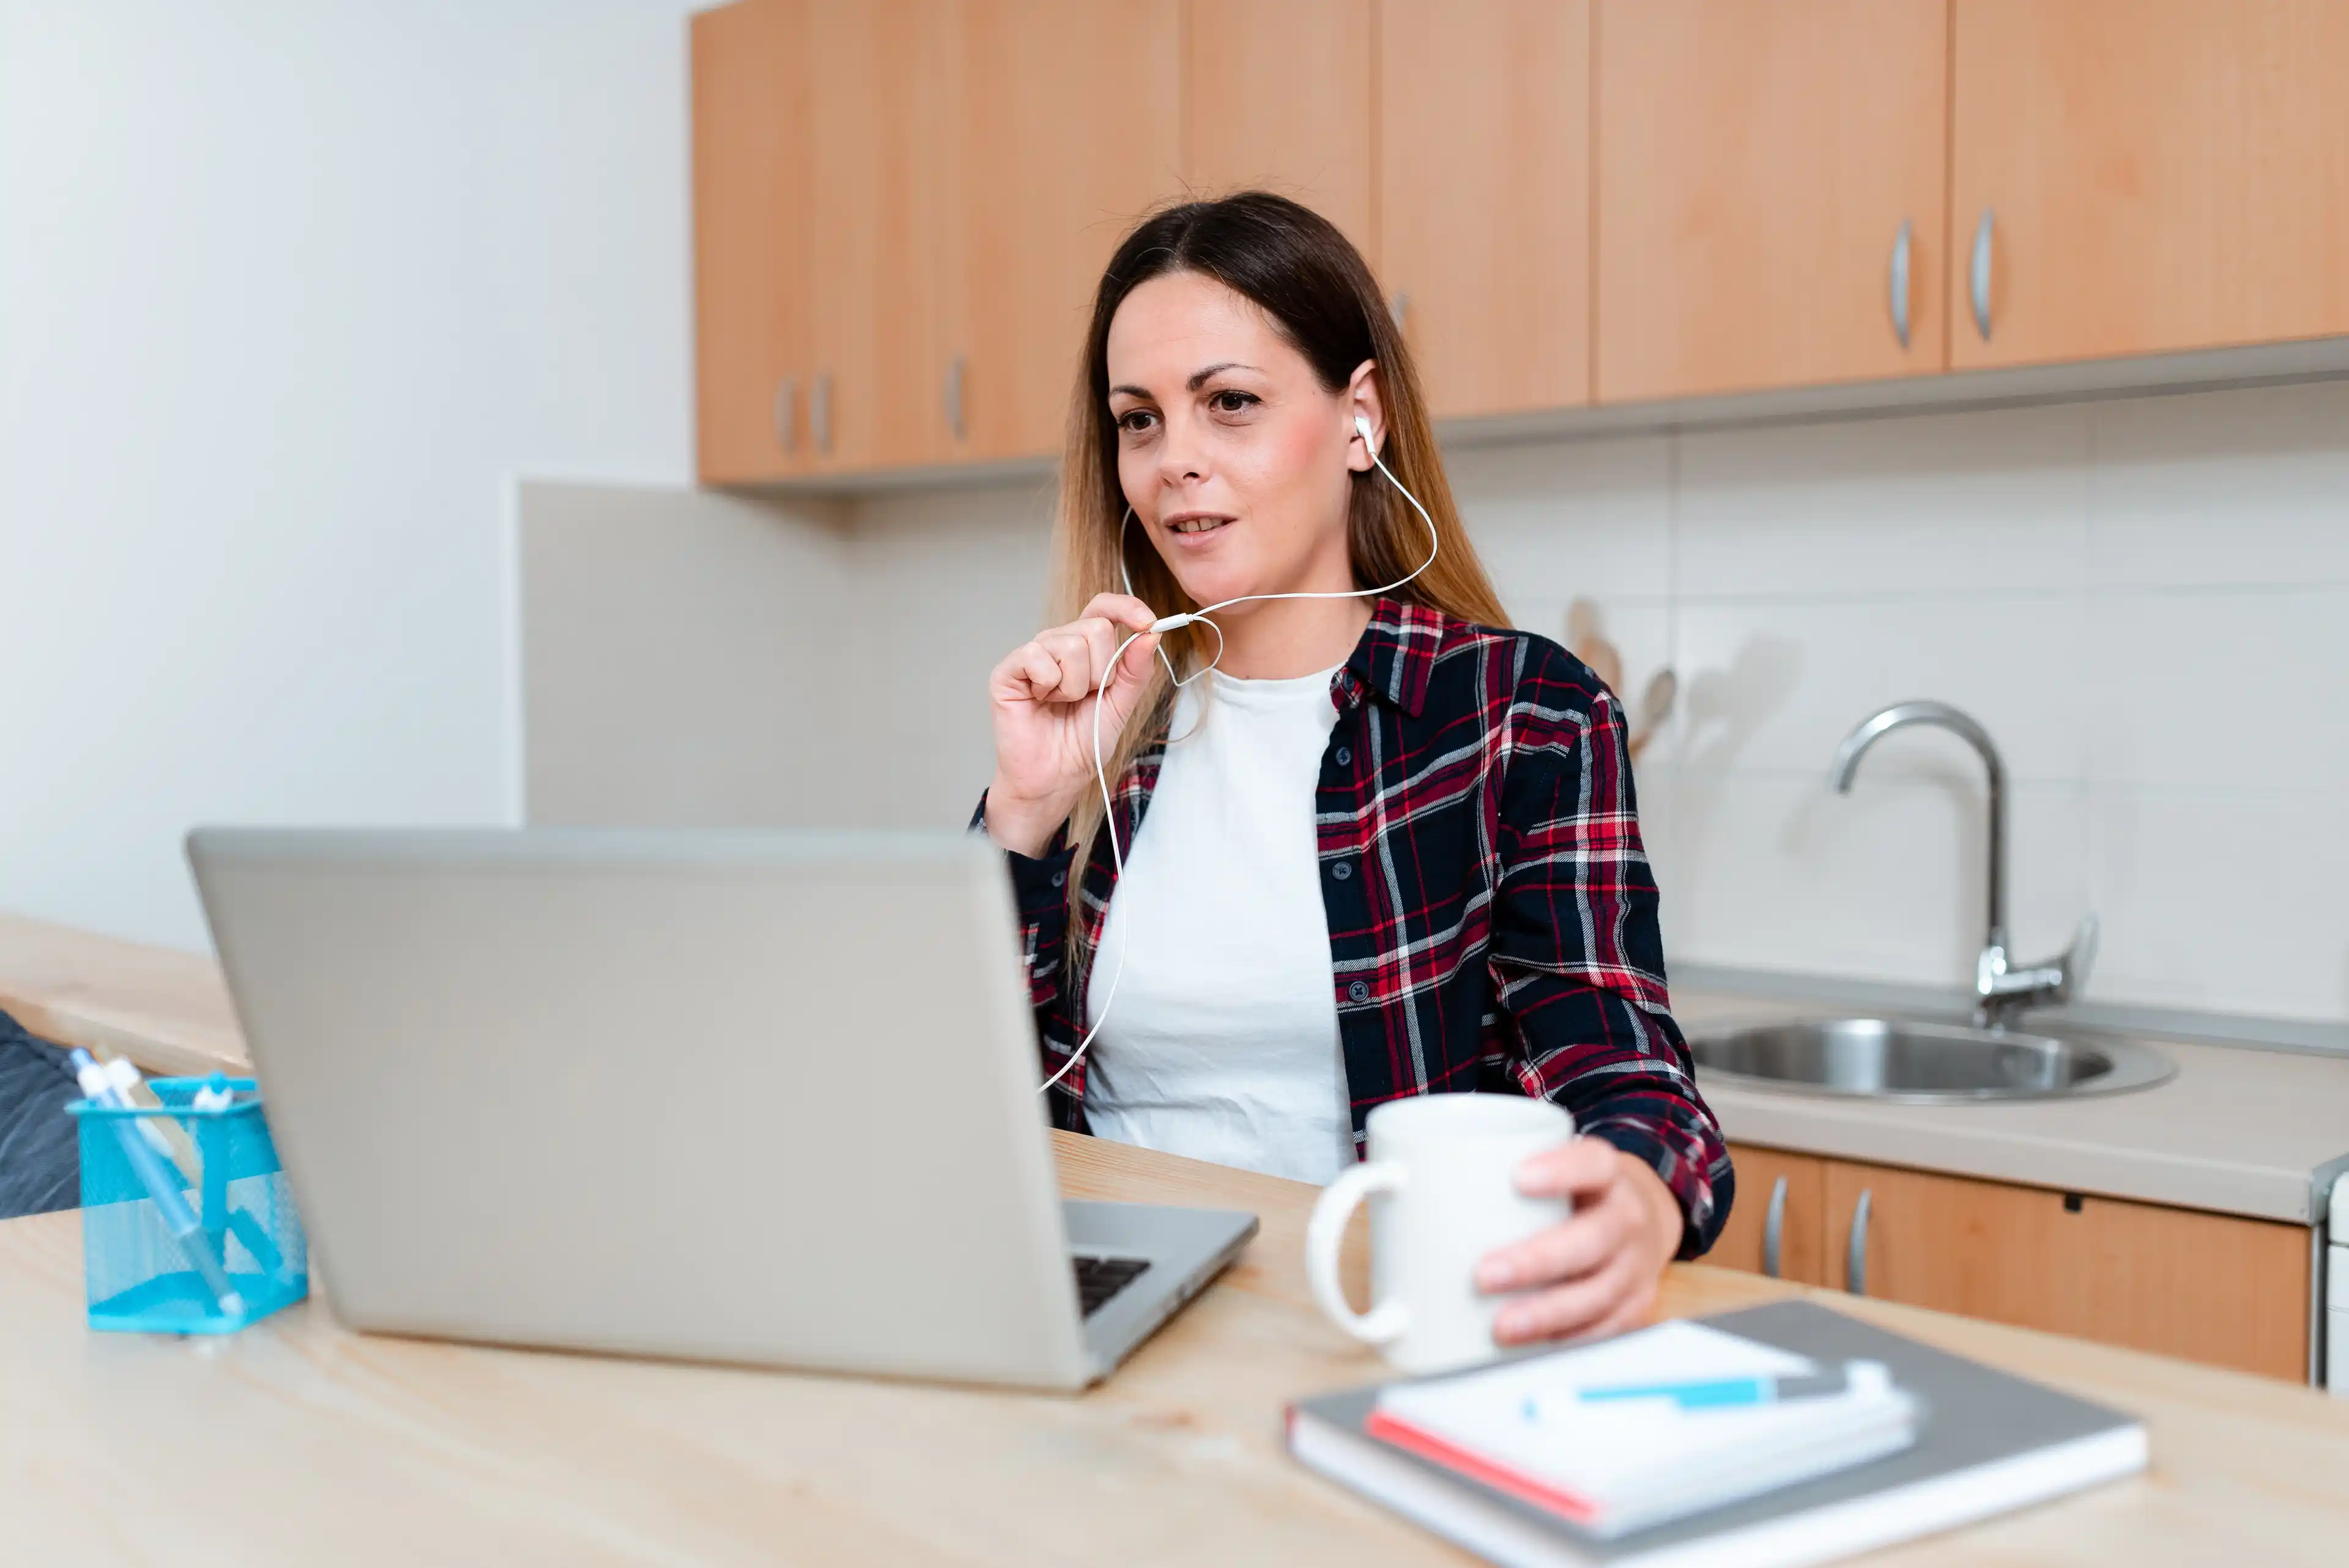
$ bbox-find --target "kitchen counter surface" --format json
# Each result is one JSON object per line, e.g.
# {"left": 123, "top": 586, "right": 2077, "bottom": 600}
{"left": 7, "top": 912, "right": 2344, "bottom": 1225}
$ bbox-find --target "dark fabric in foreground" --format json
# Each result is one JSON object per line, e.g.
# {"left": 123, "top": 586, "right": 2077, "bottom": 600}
{"left": 0, "top": 1008, "right": 80, "bottom": 1219}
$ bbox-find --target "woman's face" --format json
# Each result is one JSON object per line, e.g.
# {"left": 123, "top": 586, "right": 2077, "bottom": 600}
{"left": 1105, "top": 270, "right": 1380, "bottom": 612}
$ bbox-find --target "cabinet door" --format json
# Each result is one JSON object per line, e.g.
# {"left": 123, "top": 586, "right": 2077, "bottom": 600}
{"left": 1595, "top": 0, "right": 1948, "bottom": 403}
{"left": 691, "top": 0, "right": 812, "bottom": 484}
{"left": 1708, "top": 1145, "right": 1826, "bottom": 1286}
{"left": 1184, "top": 0, "right": 1374, "bottom": 255}
{"left": 1378, "top": 0, "right": 1590, "bottom": 419}
{"left": 942, "top": 2, "right": 1182, "bottom": 463}
{"left": 803, "top": 0, "right": 952, "bottom": 474}
{"left": 1951, "top": 0, "right": 2349, "bottom": 369}
{"left": 1825, "top": 1159, "right": 2310, "bottom": 1382}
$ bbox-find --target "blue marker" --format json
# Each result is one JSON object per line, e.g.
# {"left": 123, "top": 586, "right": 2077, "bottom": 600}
{"left": 1560, "top": 1361, "right": 1882, "bottom": 1413}
{"left": 71, "top": 1051, "right": 245, "bottom": 1318}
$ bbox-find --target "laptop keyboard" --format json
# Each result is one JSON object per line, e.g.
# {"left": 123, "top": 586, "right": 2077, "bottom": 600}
{"left": 1072, "top": 1254, "right": 1152, "bottom": 1317}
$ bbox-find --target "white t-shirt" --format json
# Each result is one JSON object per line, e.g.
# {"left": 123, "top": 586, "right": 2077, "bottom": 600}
{"left": 1083, "top": 664, "right": 1355, "bottom": 1184}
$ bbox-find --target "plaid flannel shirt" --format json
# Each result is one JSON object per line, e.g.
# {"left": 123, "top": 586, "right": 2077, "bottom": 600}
{"left": 981, "top": 598, "right": 1731, "bottom": 1259}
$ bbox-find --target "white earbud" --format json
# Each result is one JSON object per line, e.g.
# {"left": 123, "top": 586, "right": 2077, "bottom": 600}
{"left": 1354, "top": 412, "right": 1375, "bottom": 448}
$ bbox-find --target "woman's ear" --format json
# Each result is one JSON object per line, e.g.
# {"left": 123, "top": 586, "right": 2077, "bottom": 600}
{"left": 1345, "top": 360, "right": 1385, "bottom": 472}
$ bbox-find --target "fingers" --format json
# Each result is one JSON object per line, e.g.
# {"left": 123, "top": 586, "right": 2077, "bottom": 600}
{"left": 992, "top": 623, "right": 1161, "bottom": 710}
{"left": 1512, "top": 1136, "right": 1622, "bottom": 1200}
{"left": 1078, "top": 592, "right": 1159, "bottom": 634}
{"left": 1475, "top": 1181, "right": 1632, "bottom": 1293}
{"left": 1493, "top": 1255, "right": 1659, "bottom": 1345}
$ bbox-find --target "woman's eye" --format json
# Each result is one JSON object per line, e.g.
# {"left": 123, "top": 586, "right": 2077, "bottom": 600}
{"left": 1116, "top": 409, "right": 1158, "bottom": 435}
{"left": 1208, "top": 390, "right": 1258, "bottom": 415}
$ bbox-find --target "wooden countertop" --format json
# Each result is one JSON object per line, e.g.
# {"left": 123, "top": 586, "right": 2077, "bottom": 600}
{"left": 8, "top": 1131, "right": 2349, "bottom": 1565}
{"left": 6, "top": 913, "right": 2349, "bottom": 1562}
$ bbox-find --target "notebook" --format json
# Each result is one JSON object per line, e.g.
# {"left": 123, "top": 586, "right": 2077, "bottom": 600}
{"left": 1286, "top": 1300, "right": 2148, "bottom": 1568}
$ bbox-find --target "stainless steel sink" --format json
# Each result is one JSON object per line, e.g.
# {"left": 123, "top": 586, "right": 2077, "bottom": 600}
{"left": 1688, "top": 1017, "right": 2176, "bottom": 1102}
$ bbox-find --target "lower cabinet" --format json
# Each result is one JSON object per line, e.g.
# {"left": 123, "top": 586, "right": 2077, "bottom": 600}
{"left": 1719, "top": 1143, "right": 2312, "bottom": 1383}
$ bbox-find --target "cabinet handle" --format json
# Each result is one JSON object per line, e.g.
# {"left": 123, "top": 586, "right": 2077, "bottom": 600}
{"left": 1970, "top": 209, "right": 1995, "bottom": 341}
{"left": 812, "top": 372, "right": 834, "bottom": 456}
{"left": 773, "top": 376, "right": 798, "bottom": 455}
{"left": 1846, "top": 1187, "right": 1873, "bottom": 1297}
{"left": 1389, "top": 291, "right": 1411, "bottom": 331}
{"left": 944, "top": 354, "right": 966, "bottom": 442}
{"left": 1762, "top": 1175, "right": 1789, "bottom": 1279}
{"left": 1888, "top": 220, "right": 1912, "bottom": 349}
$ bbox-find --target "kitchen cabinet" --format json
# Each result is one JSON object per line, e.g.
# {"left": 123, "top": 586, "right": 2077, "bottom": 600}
{"left": 802, "top": 0, "right": 953, "bottom": 475}
{"left": 938, "top": 2, "right": 1181, "bottom": 463}
{"left": 1594, "top": 0, "right": 1949, "bottom": 403}
{"left": 691, "top": 0, "right": 812, "bottom": 483}
{"left": 1950, "top": 0, "right": 2349, "bottom": 370}
{"left": 1823, "top": 1157, "right": 2310, "bottom": 1383}
{"left": 691, "top": 0, "right": 952, "bottom": 481}
{"left": 1376, "top": 0, "right": 1590, "bottom": 419}
{"left": 1183, "top": 0, "right": 1374, "bottom": 256}
{"left": 1710, "top": 1144, "right": 1826, "bottom": 1286}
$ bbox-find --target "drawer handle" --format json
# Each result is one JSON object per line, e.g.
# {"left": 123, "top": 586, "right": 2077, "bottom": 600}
{"left": 1888, "top": 220, "right": 1912, "bottom": 349}
{"left": 812, "top": 372, "right": 834, "bottom": 456}
{"left": 1762, "top": 1175, "right": 1789, "bottom": 1279}
{"left": 773, "top": 376, "right": 798, "bottom": 455}
{"left": 1970, "top": 209, "right": 1995, "bottom": 341}
{"left": 944, "top": 354, "right": 966, "bottom": 442}
{"left": 1847, "top": 1187, "right": 1873, "bottom": 1297}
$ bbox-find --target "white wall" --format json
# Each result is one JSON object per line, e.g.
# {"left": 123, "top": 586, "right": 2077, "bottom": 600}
{"left": 526, "top": 377, "right": 2349, "bottom": 1025}
{"left": 0, "top": 0, "right": 696, "bottom": 949}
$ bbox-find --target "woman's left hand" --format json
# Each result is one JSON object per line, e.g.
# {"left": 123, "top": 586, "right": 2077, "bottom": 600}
{"left": 1473, "top": 1138, "right": 1686, "bottom": 1345}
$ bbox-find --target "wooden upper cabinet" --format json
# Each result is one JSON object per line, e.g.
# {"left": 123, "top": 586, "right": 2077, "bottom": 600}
{"left": 1951, "top": 0, "right": 2349, "bottom": 370}
{"left": 1378, "top": 0, "right": 1591, "bottom": 419}
{"left": 1709, "top": 1144, "right": 1825, "bottom": 1287}
{"left": 1825, "top": 1158, "right": 2310, "bottom": 1383}
{"left": 940, "top": 3, "right": 1182, "bottom": 463}
{"left": 692, "top": 0, "right": 811, "bottom": 484}
{"left": 1595, "top": 0, "right": 1949, "bottom": 404}
{"left": 1184, "top": 0, "right": 1375, "bottom": 255}
{"left": 803, "top": 0, "right": 952, "bottom": 474}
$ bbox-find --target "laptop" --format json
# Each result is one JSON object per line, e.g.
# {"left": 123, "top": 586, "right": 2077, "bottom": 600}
{"left": 185, "top": 827, "right": 1258, "bottom": 1390}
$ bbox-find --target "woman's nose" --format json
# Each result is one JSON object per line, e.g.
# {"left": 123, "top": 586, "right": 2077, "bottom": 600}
{"left": 1154, "top": 409, "right": 1209, "bottom": 485}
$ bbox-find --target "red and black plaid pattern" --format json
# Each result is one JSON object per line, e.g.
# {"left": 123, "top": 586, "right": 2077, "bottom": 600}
{"left": 983, "top": 598, "right": 1731, "bottom": 1258}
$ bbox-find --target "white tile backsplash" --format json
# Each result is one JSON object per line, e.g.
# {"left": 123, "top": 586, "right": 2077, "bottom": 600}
{"left": 1674, "top": 403, "right": 2091, "bottom": 598}
{"left": 2086, "top": 786, "right": 2349, "bottom": 1019}
{"left": 2088, "top": 381, "right": 2349, "bottom": 590}
{"left": 2085, "top": 587, "right": 2349, "bottom": 791}
{"left": 1452, "top": 434, "right": 1675, "bottom": 609}
{"left": 1670, "top": 595, "right": 2088, "bottom": 781}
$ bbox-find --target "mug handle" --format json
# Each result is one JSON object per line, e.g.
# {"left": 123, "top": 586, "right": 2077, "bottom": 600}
{"left": 1305, "top": 1161, "right": 1411, "bottom": 1347}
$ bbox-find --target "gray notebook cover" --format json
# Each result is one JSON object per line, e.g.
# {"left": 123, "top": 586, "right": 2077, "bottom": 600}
{"left": 1289, "top": 1299, "right": 2145, "bottom": 1559}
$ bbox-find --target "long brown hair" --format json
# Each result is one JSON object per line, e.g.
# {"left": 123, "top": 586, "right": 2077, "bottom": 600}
{"left": 1052, "top": 192, "right": 1508, "bottom": 947}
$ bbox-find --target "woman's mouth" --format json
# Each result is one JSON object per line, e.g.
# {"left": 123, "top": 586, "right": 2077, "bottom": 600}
{"left": 1165, "top": 513, "right": 1234, "bottom": 536}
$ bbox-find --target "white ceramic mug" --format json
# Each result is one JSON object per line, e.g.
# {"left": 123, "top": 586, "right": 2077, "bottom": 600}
{"left": 1305, "top": 1093, "right": 1575, "bottom": 1374}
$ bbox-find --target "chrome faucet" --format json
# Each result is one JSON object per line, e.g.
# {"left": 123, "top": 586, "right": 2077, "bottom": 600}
{"left": 1829, "top": 700, "right": 2097, "bottom": 1030}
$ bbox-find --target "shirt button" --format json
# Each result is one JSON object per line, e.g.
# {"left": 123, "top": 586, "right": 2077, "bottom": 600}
{"left": 1049, "top": 869, "right": 1066, "bottom": 888}
{"left": 1330, "top": 861, "right": 1353, "bottom": 881}
{"left": 1347, "top": 981, "right": 1370, "bottom": 1003}
{"left": 1334, "top": 746, "right": 1352, "bottom": 766}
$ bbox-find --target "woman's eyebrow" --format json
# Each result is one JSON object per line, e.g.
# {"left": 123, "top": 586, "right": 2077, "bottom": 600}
{"left": 1186, "top": 361, "right": 1258, "bottom": 391}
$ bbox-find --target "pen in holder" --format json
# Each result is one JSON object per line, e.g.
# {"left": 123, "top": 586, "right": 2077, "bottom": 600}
{"left": 67, "top": 1070, "right": 308, "bottom": 1334}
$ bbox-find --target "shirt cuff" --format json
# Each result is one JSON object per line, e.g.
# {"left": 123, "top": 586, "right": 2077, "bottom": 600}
{"left": 974, "top": 790, "right": 1078, "bottom": 917}
{"left": 1579, "top": 1121, "right": 1716, "bottom": 1263}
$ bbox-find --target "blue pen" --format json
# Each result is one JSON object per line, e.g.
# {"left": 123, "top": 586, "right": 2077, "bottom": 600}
{"left": 71, "top": 1051, "right": 246, "bottom": 1318}
{"left": 1532, "top": 1362, "right": 1877, "bottom": 1419}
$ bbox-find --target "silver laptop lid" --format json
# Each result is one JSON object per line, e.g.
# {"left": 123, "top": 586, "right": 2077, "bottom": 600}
{"left": 187, "top": 828, "right": 1092, "bottom": 1388}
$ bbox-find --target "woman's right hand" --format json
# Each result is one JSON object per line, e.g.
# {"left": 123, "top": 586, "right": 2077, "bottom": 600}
{"left": 984, "top": 593, "right": 1162, "bottom": 858}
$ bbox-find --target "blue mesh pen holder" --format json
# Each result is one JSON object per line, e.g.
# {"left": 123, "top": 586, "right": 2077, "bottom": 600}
{"left": 68, "top": 1075, "right": 308, "bottom": 1334}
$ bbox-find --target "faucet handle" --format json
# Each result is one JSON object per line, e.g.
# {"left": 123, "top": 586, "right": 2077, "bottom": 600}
{"left": 1975, "top": 913, "right": 2098, "bottom": 1024}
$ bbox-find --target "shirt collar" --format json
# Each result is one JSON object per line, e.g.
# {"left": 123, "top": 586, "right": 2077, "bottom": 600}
{"left": 1336, "top": 596, "right": 1445, "bottom": 719}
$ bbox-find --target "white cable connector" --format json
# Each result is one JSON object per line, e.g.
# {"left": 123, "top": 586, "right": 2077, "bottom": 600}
{"left": 1039, "top": 410, "right": 1441, "bottom": 1097}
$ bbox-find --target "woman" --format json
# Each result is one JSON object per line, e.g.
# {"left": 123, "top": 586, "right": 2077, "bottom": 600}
{"left": 979, "top": 193, "right": 1731, "bottom": 1345}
